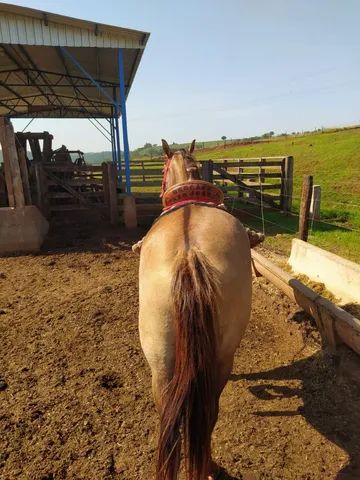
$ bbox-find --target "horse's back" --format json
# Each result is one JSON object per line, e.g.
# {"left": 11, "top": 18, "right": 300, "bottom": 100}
{"left": 139, "top": 205, "right": 252, "bottom": 359}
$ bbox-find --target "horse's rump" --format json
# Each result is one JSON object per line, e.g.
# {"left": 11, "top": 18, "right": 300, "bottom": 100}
{"left": 157, "top": 249, "right": 219, "bottom": 480}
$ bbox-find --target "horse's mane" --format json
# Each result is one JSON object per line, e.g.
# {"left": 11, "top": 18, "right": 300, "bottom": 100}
{"left": 178, "top": 149, "right": 200, "bottom": 180}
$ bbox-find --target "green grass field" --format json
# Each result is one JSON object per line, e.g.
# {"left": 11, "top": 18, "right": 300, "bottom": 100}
{"left": 130, "top": 127, "right": 359, "bottom": 262}
{"left": 195, "top": 128, "right": 360, "bottom": 262}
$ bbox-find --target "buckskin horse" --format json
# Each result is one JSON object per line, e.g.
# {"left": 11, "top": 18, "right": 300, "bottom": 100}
{"left": 137, "top": 140, "right": 255, "bottom": 479}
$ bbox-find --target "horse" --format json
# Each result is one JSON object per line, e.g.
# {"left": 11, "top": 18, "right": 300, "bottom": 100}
{"left": 138, "top": 139, "right": 252, "bottom": 480}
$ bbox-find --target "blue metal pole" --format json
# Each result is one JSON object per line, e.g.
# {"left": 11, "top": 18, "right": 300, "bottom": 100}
{"left": 118, "top": 48, "right": 131, "bottom": 194}
{"left": 114, "top": 109, "right": 122, "bottom": 183}
{"left": 110, "top": 114, "right": 116, "bottom": 164}
{"left": 112, "top": 87, "right": 122, "bottom": 184}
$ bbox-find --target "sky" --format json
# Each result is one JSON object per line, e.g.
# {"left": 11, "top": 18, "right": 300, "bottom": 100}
{"left": 9, "top": 0, "right": 360, "bottom": 151}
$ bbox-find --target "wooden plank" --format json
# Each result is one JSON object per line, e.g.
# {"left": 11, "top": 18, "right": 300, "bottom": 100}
{"left": 251, "top": 250, "right": 360, "bottom": 355}
{"left": 28, "top": 138, "right": 43, "bottom": 162}
{"left": 218, "top": 183, "right": 282, "bottom": 191}
{"left": 44, "top": 170, "right": 94, "bottom": 207}
{"left": 201, "top": 156, "right": 286, "bottom": 162}
{"left": 0, "top": 118, "right": 25, "bottom": 208}
{"left": 16, "top": 132, "right": 54, "bottom": 140}
{"left": 201, "top": 160, "right": 213, "bottom": 182}
{"left": 42, "top": 132, "right": 52, "bottom": 162}
{"left": 283, "top": 156, "right": 294, "bottom": 212}
{"left": 102, "top": 162, "right": 110, "bottom": 208}
{"left": 213, "top": 161, "right": 284, "bottom": 168}
{"left": 213, "top": 164, "right": 279, "bottom": 208}
{"left": 34, "top": 163, "right": 46, "bottom": 212}
{"left": 50, "top": 204, "right": 89, "bottom": 212}
{"left": 107, "top": 162, "right": 119, "bottom": 225}
{"left": 128, "top": 169, "right": 164, "bottom": 176}
{"left": 299, "top": 175, "right": 313, "bottom": 241}
{"left": 16, "top": 144, "right": 32, "bottom": 205}
{"left": 46, "top": 178, "right": 103, "bottom": 187}
{"left": 237, "top": 173, "right": 282, "bottom": 179}
{"left": 47, "top": 191, "right": 104, "bottom": 199}
{"left": 280, "top": 158, "right": 286, "bottom": 210}
{"left": 44, "top": 164, "right": 103, "bottom": 172}
{"left": 130, "top": 181, "right": 162, "bottom": 187}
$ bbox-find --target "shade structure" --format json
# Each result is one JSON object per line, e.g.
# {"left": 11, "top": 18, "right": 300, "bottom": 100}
{"left": 0, "top": 2, "right": 150, "bottom": 118}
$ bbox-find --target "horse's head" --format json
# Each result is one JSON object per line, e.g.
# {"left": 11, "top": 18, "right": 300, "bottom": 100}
{"left": 161, "top": 139, "right": 200, "bottom": 196}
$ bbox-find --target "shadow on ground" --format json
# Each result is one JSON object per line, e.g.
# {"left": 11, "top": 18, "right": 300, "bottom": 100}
{"left": 230, "top": 352, "right": 360, "bottom": 479}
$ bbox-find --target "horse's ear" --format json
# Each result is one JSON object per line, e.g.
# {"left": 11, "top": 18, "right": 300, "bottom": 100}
{"left": 189, "top": 139, "right": 196, "bottom": 154}
{"left": 161, "top": 139, "right": 173, "bottom": 158}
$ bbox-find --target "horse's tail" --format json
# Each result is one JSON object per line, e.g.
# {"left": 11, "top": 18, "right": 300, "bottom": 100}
{"left": 157, "top": 249, "right": 219, "bottom": 480}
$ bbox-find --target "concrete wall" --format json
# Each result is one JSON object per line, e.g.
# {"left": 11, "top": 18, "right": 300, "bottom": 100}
{"left": 0, "top": 206, "right": 49, "bottom": 254}
{"left": 288, "top": 239, "right": 360, "bottom": 304}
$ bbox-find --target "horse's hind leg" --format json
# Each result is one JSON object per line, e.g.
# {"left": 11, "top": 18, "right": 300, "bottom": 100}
{"left": 151, "top": 370, "right": 171, "bottom": 414}
{"left": 207, "top": 354, "right": 236, "bottom": 479}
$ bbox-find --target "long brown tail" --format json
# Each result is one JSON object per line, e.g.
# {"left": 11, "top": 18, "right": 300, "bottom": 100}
{"left": 156, "top": 249, "right": 219, "bottom": 480}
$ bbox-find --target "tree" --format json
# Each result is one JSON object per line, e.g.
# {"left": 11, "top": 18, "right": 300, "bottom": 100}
{"left": 221, "top": 135, "right": 227, "bottom": 148}
{"left": 143, "top": 142, "right": 152, "bottom": 148}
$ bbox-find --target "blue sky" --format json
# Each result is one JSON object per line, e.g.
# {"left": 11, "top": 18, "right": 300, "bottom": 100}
{"left": 10, "top": 0, "right": 360, "bottom": 151}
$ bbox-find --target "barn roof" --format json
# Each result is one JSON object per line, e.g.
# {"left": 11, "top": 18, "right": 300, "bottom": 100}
{"left": 0, "top": 2, "right": 150, "bottom": 118}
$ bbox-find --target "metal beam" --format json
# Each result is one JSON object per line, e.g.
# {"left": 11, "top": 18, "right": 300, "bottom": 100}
{"left": 0, "top": 99, "right": 17, "bottom": 115}
{"left": 9, "top": 106, "right": 109, "bottom": 118}
{"left": 55, "top": 47, "right": 115, "bottom": 119}
{"left": 18, "top": 45, "right": 65, "bottom": 108}
{"left": 1, "top": 45, "right": 57, "bottom": 107}
{"left": 59, "top": 47, "right": 117, "bottom": 106}
{"left": 0, "top": 81, "right": 32, "bottom": 105}
{"left": 118, "top": 48, "right": 131, "bottom": 194}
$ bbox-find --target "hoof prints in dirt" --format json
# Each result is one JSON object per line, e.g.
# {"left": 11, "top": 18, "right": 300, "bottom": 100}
{"left": 98, "top": 373, "right": 123, "bottom": 390}
{"left": 0, "top": 379, "right": 8, "bottom": 391}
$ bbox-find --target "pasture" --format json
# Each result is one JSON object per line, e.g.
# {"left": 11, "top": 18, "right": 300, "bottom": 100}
{"left": 0, "top": 225, "right": 359, "bottom": 480}
{"left": 195, "top": 127, "right": 360, "bottom": 262}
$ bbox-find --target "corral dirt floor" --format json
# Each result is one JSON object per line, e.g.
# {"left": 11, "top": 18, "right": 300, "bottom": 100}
{"left": 0, "top": 223, "right": 359, "bottom": 480}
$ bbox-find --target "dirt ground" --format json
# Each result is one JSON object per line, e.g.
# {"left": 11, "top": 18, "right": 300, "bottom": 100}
{"left": 0, "top": 222, "right": 359, "bottom": 480}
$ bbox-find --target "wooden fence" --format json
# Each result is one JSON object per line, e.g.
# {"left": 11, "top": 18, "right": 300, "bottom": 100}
{"left": 124, "top": 156, "right": 294, "bottom": 212}
{"left": 0, "top": 137, "right": 294, "bottom": 224}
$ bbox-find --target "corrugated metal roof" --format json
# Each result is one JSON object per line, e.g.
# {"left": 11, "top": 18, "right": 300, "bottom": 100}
{"left": 0, "top": 2, "right": 150, "bottom": 118}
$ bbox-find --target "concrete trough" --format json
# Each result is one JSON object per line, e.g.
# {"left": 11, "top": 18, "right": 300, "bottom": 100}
{"left": 0, "top": 206, "right": 49, "bottom": 255}
{"left": 289, "top": 239, "right": 360, "bottom": 304}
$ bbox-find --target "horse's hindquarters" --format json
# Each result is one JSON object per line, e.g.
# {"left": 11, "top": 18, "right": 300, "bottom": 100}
{"left": 138, "top": 205, "right": 252, "bottom": 378}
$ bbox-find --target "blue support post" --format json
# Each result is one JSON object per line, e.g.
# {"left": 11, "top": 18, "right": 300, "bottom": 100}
{"left": 114, "top": 110, "right": 122, "bottom": 183}
{"left": 112, "top": 88, "right": 122, "bottom": 184}
{"left": 118, "top": 48, "right": 131, "bottom": 194}
{"left": 109, "top": 114, "right": 116, "bottom": 164}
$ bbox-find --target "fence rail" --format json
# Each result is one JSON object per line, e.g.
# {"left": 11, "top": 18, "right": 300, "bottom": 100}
{"left": 119, "top": 156, "right": 294, "bottom": 211}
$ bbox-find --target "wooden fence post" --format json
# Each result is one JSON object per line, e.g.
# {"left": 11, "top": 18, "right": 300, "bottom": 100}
{"left": 0, "top": 117, "right": 25, "bottom": 208}
{"left": 299, "top": 175, "right": 313, "bottom": 241}
{"left": 0, "top": 120, "right": 15, "bottom": 207}
{"left": 17, "top": 145, "right": 32, "bottom": 205}
{"left": 34, "top": 162, "right": 47, "bottom": 213}
{"left": 42, "top": 132, "right": 53, "bottom": 162}
{"left": 310, "top": 185, "right": 321, "bottom": 221}
{"left": 201, "top": 160, "right": 213, "bottom": 183}
{"left": 282, "top": 156, "right": 294, "bottom": 212}
{"left": 107, "top": 162, "right": 119, "bottom": 225}
{"left": 102, "top": 162, "right": 110, "bottom": 208}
